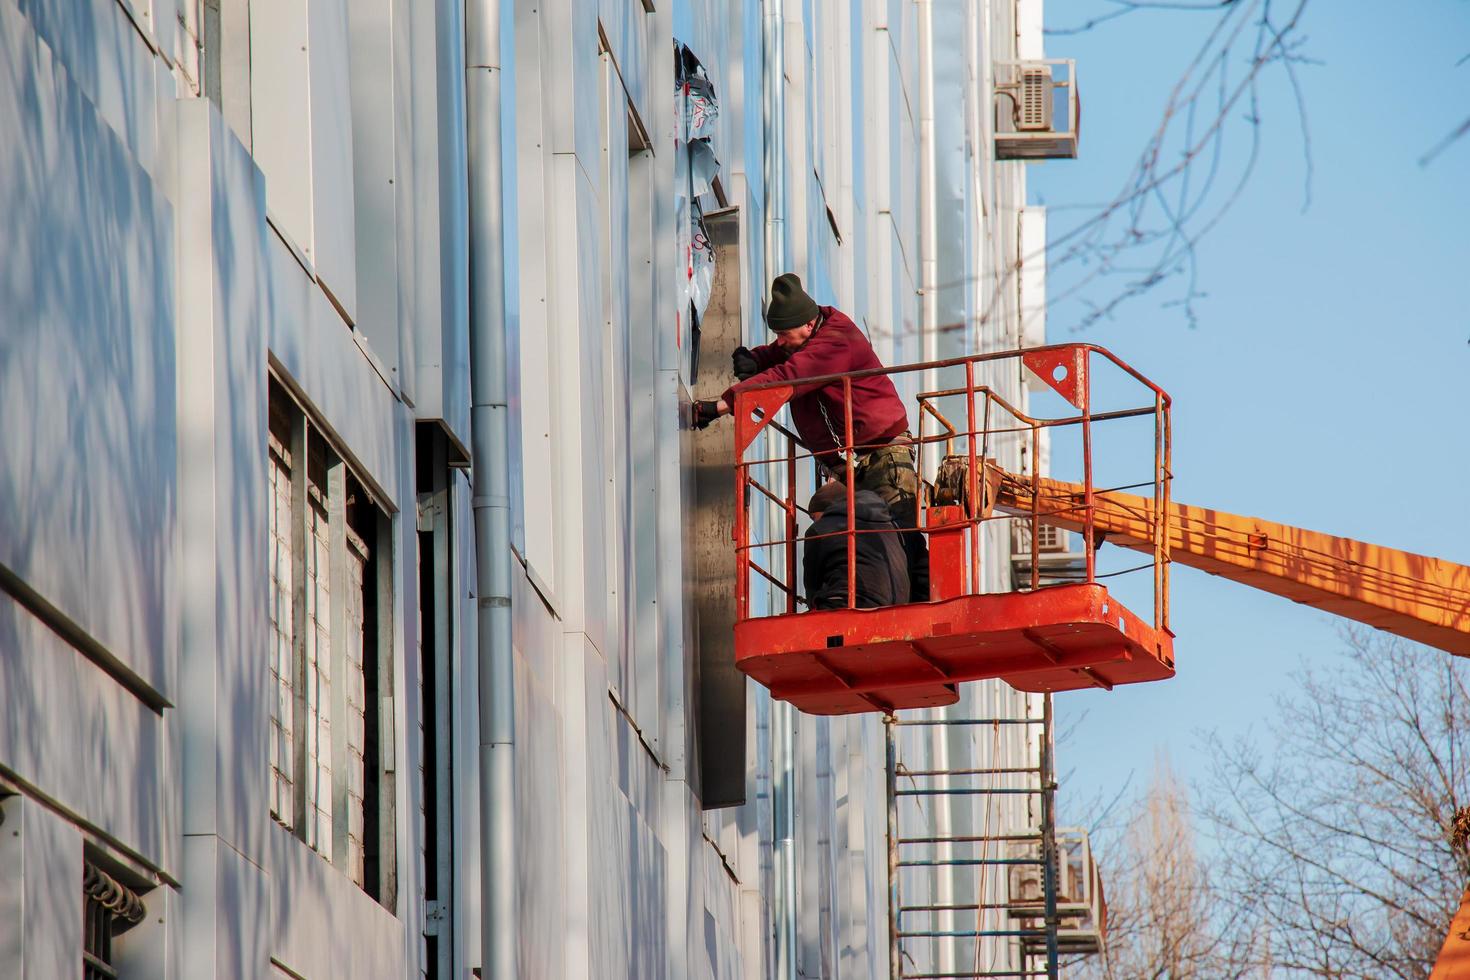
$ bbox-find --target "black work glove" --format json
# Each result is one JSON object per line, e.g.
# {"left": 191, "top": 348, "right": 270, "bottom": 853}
{"left": 732, "top": 346, "right": 759, "bottom": 381}
{"left": 693, "top": 399, "right": 722, "bottom": 430}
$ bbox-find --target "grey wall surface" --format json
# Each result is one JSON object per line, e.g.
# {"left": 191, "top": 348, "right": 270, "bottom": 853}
{"left": 1, "top": 0, "right": 1051, "bottom": 975}
{"left": 0, "top": 0, "right": 177, "bottom": 705}
{"left": 0, "top": 0, "right": 468, "bottom": 975}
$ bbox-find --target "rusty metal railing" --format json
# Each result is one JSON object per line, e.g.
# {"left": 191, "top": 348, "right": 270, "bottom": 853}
{"left": 730, "top": 343, "right": 1173, "bottom": 634}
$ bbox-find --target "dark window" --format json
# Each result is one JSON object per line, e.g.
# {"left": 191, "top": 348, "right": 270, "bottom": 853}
{"left": 82, "top": 861, "right": 144, "bottom": 980}
{"left": 268, "top": 378, "right": 397, "bottom": 905}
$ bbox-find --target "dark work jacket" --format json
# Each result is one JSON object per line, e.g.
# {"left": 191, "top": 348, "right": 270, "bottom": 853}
{"left": 721, "top": 308, "right": 910, "bottom": 460}
{"left": 803, "top": 491, "right": 911, "bottom": 610}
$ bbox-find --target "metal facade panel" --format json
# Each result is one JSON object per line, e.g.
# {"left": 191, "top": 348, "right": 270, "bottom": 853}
{"left": 266, "top": 236, "right": 402, "bottom": 510}
{"left": 430, "top": 0, "right": 473, "bottom": 451}
{"left": 212, "top": 838, "right": 270, "bottom": 978}
{"left": 17, "top": 0, "right": 163, "bottom": 178}
{"left": 307, "top": 0, "right": 359, "bottom": 323}
{"left": 0, "top": 798, "right": 84, "bottom": 979}
{"left": 346, "top": 0, "right": 402, "bottom": 380}
{"left": 586, "top": 643, "right": 674, "bottom": 977}
{"left": 539, "top": 0, "right": 602, "bottom": 170}
{"left": 215, "top": 0, "right": 254, "bottom": 151}
{"left": 0, "top": 798, "right": 18, "bottom": 974}
{"left": 398, "top": 0, "right": 453, "bottom": 415}
{"left": 265, "top": 822, "right": 407, "bottom": 979}
{"left": 892, "top": 52, "right": 918, "bottom": 293}
{"left": 509, "top": 586, "right": 571, "bottom": 979}
{"left": 174, "top": 103, "right": 272, "bottom": 868}
{"left": 1016, "top": 0, "right": 1044, "bottom": 59}
{"left": 600, "top": 0, "right": 654, "bottom": 129}
{"left": 570, "top": 159, "right": 613, "bottom": 659}
{"left": 932, "top": 0, "right": 970, "bottom": 359}
{"left": 690, "top": 208, "right": 747, "bottom": 808}
{"left": 1019, "top": 206, "right": 1047, "bottom": 348}
{"left": 249, "top": 0, "right": 314, "bottom": 258}
{"left": 598, "top": 0, "right": 619, "bottom": 71}
{"left": 0, "top": 0, "right": 177, "bottom": 699}
{"left": 619, "top": 0, "right": 651, "bottom": 132}
{"left": 625, "top": 148, "right": 666, "bottom": 734}
{"left": 511, "top": 0, "right": 561, "bottom": 582}
{"left": 602, "top": 69, "right": 632, "bottom": 699}
{"left": 880, "top": 213, "right": 920, "bottom": 364}
{"left": 0, "top": 592, "right": 169, "bottom": 868}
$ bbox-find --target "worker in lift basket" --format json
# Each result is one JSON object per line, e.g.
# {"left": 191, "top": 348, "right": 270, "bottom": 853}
{"left": 692, "top": 272, "right": 929, "bottom": 600}
{"left": 803, "top": 481, "right": 911, "bottom": 610}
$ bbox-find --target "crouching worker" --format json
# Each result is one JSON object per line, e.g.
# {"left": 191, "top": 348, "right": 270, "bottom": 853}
{"left": 804, "top": 482, "right": 910, "bottom": 611}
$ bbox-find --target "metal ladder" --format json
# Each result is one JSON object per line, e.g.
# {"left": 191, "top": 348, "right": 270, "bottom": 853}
{"left": 885, "top": 694, "right": 1061, "bottom": 979}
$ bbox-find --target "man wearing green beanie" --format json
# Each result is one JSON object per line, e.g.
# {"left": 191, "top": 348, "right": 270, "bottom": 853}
{"left": 694, "top": 273, "right": 928, "bottom": 600}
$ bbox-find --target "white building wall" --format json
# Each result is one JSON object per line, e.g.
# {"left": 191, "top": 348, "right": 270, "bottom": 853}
{"left": 1, "top": 0, "right": 1054, "bottom": 976}
{"left": 1, "top": 0, "right": 472, "bottom": 976}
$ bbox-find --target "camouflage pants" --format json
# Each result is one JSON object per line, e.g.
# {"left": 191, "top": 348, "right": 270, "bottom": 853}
{"left": 827, "top": 435, "right": 920, "bottom": 516}
{"left": 832, "top": 435, "right": 929, "bottom": 599}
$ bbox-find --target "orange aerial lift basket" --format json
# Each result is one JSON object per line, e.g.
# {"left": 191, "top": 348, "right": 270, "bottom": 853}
{"left": 730, "top": 344, "right": 1177, "bottom": 715}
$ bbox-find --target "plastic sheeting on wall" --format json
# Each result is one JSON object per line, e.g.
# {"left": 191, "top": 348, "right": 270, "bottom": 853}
{"left": 674, "top": 40, "right": 721, "bottom": 379}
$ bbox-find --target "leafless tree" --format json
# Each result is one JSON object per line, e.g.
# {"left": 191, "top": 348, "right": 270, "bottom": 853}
{"left": 1419, "top": 51, "right": 1470, "bottom": 166}
{"left": 868, "top": 0, "right": 1318, "bottom": 346}
{"left": 1042, "top": 0, "right": 1315, "bottom": 332}
{"left": 1069, "top": 755, "right": 1263, "bottom": 979}
{"left": 1199, "top": 628, "right": 1470, "bottom": 978}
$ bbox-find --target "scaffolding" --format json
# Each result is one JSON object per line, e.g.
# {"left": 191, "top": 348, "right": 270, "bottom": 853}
{"left": 886, "top": 693, "right": 1103, "bottom": 979}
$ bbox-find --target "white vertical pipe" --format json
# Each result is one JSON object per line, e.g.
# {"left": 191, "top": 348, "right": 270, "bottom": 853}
{"left": 763, "top": 0, "right": 797, "bottom": 972}
{"left": 917, "top": 0, "right": 942, "bottom": 484}
{"left": 465, "top": 0, "right": 517, "bottom": 976}
{"left": 916, "top": 1, "right": 954, "bottom": 967}
{"left": 917, "top": 0, "right": 938, "bottom": 361}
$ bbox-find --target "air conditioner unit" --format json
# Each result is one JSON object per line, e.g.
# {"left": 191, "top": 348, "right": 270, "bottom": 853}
{"left": 995, "top": 60, "right": 1079, "bottom": 160}
{"left": 1011, "top": 519, "right": 1085, "bottom": 587}
{"left": 1018, "top": 65, "right": 1053, "bottom": 131}
{"left": 1005, "top": 828, "right": 1107, "bottom": 957}
{"left": 1014, "top": 521, "right": 1068, "bottom": 555}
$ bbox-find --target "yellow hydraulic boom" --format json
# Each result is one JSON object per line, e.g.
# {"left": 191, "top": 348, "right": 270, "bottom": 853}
{"left": 993, "top": 471, "right": 1470, "bottom": 658}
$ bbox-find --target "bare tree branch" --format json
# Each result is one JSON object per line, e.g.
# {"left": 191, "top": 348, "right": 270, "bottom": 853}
{"left": 1199, "top": 628, "right": 1470, "bottom": 977}
{"left": 869, "top": 0, "right": 1317, "bottom": 346}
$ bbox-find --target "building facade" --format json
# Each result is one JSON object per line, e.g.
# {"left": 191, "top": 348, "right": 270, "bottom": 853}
{"left": 0, "top": 0, "right": 1062, "bottom": 976}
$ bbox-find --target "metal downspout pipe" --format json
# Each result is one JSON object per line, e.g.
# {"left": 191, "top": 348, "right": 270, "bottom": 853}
{"left": 915, "top": 3, "right": 959, "bottom": 973}
{"left": 762, "top": 0, "right": 797, "bottom": 974}
{"left": 917, "top": 0, "right": 941, "bottom": 484}
{"left": 918, "top": 0, "right": 938, "bottom": 358}
{"left": 465, "top": 0, "right": 517, "bottom": 976}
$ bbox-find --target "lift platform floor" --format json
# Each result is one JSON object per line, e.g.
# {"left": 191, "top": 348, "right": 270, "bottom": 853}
{"left": 735, "top": 583, "right": 1174, "bottom": 715}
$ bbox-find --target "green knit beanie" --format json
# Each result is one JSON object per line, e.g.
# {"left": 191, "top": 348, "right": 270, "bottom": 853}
{"left": 765, "top": 273, "right": 821, "bottom": 331}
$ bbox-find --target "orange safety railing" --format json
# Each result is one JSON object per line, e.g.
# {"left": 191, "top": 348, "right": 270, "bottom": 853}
{"left": 730, "top": 343, "right": 1174, "bottom": 636}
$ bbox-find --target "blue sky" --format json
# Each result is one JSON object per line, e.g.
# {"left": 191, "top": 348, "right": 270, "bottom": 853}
{"left": 1030, "top": 0, "right": 1470, "bottom": 821}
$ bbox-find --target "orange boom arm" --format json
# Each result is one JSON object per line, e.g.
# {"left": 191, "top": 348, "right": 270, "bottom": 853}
{"left": 994, "top": 473, "right": 1470, "bottom": 658}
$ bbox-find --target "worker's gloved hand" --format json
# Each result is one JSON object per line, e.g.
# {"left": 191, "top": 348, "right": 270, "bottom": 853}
{"left": 693, "top": 399, "right": 722, "bottom": 430}
{"left": 732, "top": 346, "right": 759, "bottom": 381}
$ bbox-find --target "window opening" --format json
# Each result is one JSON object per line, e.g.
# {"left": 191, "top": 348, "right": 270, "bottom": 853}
{"left": 267, "top": 416, "right": 296, "bottom": 829}
{"left": 267, "top": 378, "right": 394, "bottom": 902}
{"left": 303, "top": 444, "right": 333, "bottom": 857}
{"left": 416, "top": 426, "right": 454, "bottom": 976}
{"left": 82, "top": 860, "right": 145, "bottom": 980}
{"left": 344, "top": 521, "right": 369, "bottom": 884}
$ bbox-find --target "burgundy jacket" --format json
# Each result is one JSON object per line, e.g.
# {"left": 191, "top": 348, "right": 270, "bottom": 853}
{"left": 722, "top": 307, "right": 909, "bottom": 458}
